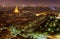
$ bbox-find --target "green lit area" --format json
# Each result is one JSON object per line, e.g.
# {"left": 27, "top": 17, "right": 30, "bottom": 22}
{"left": 0, "top": 15, "right": 59, "bottom": 39}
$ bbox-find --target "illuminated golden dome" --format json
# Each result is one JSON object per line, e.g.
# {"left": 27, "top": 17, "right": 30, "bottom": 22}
{"left": 13, "top": 6, "right": 20, "bottom": 13}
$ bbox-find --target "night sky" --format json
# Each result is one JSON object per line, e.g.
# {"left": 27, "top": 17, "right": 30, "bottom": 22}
{"left": 0, "top": 0, "right": 60, "bottom": 7}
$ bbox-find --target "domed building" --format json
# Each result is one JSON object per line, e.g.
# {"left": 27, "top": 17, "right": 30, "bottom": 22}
{"left": 13, "top": 6, "right": 20, "bottom": 13}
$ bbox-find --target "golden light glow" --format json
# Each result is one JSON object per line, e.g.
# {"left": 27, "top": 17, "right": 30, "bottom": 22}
{"left": 55, "top": 35, "right": 60, "bottom": 39}
{"left": 47, "top": 36, "right": 56, "bottom": 39}
{"left": 40, "top": 13, "right": 47, "bottom": 15}
{"left": 36, "top": 13, "right": 46, "bottom": 16}
{"left": 56, "top": 14, "right": 60, "bottom": 19}
{"left": 36, "top": 14, "right": 40, "bottom": 16}
{"left": 13, "top": 6, "right": 20, "bottom": 13}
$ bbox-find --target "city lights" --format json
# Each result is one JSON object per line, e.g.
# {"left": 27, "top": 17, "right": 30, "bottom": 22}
{"left": 0, "top": 0, "right": 60, "bottom": 39}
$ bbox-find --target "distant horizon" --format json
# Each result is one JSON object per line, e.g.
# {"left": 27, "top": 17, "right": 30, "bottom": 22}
{"left": 0, "top": 5, "right": 60, "bottom": 8}
{"left": 0, "top": 0, "right": 60, "bottom": 7}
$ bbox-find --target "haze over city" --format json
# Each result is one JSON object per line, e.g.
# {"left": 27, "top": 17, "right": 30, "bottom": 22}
{"left": 0, "top": 0, "right": 60, "bottom": 7}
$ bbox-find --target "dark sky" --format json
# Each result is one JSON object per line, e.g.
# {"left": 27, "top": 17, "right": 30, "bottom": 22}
{"left": 0, "top": 0, "right": 60, "bottom": 7}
